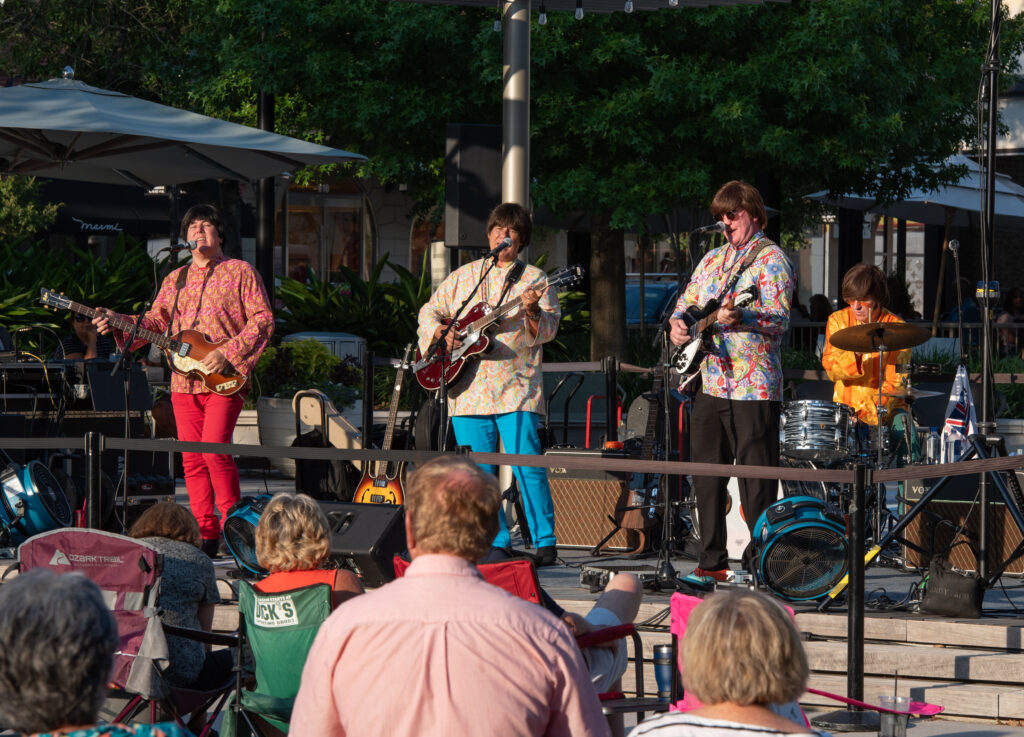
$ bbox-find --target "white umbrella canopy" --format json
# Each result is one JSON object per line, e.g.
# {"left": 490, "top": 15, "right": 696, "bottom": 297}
{"left": 804, "top": 155, "right": 1024, "bottom": 229}
{"left": 0, "top": 77, "right": 366, "bottom": 188}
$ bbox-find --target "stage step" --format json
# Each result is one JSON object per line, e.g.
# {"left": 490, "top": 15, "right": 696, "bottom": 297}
{"left": 803, "top": 673, "right": 1024, "bottom": 721}
{"left": 805, "top": 639, "right": 1024, "bottom": 683}
{"left": 796, "top": 611, "right": 1024, "bottom": 651}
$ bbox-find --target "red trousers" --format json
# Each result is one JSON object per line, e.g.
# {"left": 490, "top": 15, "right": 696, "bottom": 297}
{"left": 171, "top": 391, "right": 243, "bottom": 540}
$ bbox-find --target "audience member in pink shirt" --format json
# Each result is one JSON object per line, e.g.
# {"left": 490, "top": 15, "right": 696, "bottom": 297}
{"left": 291, "top": 456, "right": 611, "bottom": 737}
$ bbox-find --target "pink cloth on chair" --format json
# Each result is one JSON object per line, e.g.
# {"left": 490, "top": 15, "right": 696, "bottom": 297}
{"left": 669, "top": 592, "right": 801, "bottom": 722}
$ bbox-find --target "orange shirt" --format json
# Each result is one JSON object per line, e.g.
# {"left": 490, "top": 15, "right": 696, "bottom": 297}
{"left": 822, "top": 307, "right": 909, "bottom": 425}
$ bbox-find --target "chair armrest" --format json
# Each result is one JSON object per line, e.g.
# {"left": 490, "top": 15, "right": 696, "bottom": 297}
{"left": 164, "top": 624, "right": 239, "bottom": 648}
{"left": 575, "top": 623, "right": 635, "bottom": 649}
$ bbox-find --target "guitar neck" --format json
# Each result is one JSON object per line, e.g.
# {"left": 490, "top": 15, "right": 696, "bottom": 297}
{"left": 381, "top": 347, "right": 413, "bottom": 451}
{"left": 65, "top": 302, "right": 174, "bottom": 350}
{"left": 468, "top": 276, "right": 551, "bottom": 332}
{"left": 380, "top": 371, "right": 405, "bottom": 451}
{"left": 641, "top": 372, "right": 663, "bottom": 459}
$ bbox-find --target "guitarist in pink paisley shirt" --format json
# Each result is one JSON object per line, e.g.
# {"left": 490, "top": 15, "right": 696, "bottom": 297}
{"left": 668, "top": 181, "right": 794, "bottom": 587}
{"left": 417, "top": 202, "right": 561, "bottom": 566}
{"left": 94, "top": 204, "right": 274, "bottom": 556}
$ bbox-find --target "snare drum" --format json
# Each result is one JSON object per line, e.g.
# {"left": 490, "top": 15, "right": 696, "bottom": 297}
{"left": 780, "top": 400, "right": 856, "bottom": 463}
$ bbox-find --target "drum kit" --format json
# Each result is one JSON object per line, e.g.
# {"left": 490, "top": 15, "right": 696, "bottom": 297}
{"left": 757, "top": 320, "right": 942, "bottom": 600}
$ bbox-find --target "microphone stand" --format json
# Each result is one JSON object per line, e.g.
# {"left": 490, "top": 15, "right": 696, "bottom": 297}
{"left": 429, "top": 254, "right": 498, "bottom": 450}
{"left": 107, "top": 243, "right": 186, "bottom": 532}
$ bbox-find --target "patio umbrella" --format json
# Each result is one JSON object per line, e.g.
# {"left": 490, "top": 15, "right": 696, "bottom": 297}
{"left": 0, "top": 77, "right": 365, "bottom": 188}
{"left": 805, "top": 155, "right": 1024, "bottom": 229}
{"left": 805, "top": 154, "right": 1024, "bottom": 332}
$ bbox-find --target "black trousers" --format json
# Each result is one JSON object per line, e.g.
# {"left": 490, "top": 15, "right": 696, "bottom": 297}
{"left": 690, "top": 392, "right": 780, "bottom": 571}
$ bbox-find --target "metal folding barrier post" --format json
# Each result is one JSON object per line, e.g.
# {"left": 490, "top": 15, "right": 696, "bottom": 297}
{"left": 813, "top": 463, "right": 878, "bottom": 732}
{"left": 85, "top": 431, "right": 103, "bottom": 530}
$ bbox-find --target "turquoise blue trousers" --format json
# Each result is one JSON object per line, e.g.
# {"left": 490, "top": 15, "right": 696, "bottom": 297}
{"left": 451, "top": 412, "right": 557, "bottom": 548}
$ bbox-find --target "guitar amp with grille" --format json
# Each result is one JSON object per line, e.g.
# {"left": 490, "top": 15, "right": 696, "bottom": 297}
{"left": 900, "top": 471, "right": 1024, "bottom": 575}
{"left": 544, "top": 447, "right": 641, "bottom": 552}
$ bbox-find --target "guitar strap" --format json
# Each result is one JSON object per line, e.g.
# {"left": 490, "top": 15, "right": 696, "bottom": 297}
{"left": 495, "top": 259, "right": 526, "bottom": 310}
{"left": 168, "top": 265, "right": 190, "bottom": 336}
{"left": 718, "top": 239, "right": 771, "bottom": 302}
{"left": 168, "top": 262, "right": 216, "bottom": 334}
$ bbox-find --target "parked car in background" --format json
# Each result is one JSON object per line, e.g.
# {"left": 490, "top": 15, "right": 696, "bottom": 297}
{"left": 625, "top": 277, "right": 679, "bottom": 326}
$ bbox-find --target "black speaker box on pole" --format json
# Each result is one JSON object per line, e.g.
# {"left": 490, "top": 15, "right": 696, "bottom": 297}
{"left": 322, "top": 502, "right": 406, "bottom": 588}
{"left": 444, "top": 123, "right": 502, "bottom": 249}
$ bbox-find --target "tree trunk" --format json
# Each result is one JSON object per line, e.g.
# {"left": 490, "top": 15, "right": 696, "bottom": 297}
{"left": 589, "top": 212, "right": 627, "bottom": 362}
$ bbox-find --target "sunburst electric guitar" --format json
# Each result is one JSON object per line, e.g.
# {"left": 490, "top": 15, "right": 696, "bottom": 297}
{"left": 414, "top": 265, "right": 584, "bottom": 391}
{"left": 39, "top": 288, "right": 247, "bottom": 397}
{"left": 353, "top": 344, "right": 414, "bottom": 505}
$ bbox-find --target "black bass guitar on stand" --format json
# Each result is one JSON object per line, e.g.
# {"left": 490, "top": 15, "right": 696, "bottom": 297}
{"left": 671, "top": 284, "right": 759, "bottom": 387}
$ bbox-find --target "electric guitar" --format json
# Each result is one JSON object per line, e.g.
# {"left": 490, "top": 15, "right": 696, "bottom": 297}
{"left": 39, "top": 288, "right": 247, "bottom": 396}
{"left": 353, "top": 344, "right": 413, "bottom": 505}
{"left": 671, "top": 285, "right": 760, "bottom": 384}
{"left": 414, "top": 265, "right": 584, "bottom": 391}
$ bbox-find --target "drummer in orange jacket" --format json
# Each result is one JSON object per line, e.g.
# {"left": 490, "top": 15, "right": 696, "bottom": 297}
{"left": 822, "top": 263, "right": 917, "bottom": 462}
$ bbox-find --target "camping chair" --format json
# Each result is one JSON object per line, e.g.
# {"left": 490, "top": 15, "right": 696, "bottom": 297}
{"left": 222, "top": 580, "right": 334, "bottom": 737}
{"left": 393, "top": 555, "right": 666, "bottom": 725}
{"left": 17, "top": 528, "right": 236, "bottom": 737}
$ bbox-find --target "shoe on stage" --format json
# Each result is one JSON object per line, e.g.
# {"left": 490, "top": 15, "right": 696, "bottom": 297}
{"left": 680, "top": 567, "right": 728, "bottom": 589}
{"left": 534, "top": 546, "right": 558, "bottom": 567}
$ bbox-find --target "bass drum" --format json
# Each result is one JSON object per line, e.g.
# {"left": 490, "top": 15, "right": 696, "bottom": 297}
{"left": 753, "top": 495, "right": 848, "bottom": 601}
{"left": 780, "top": 400, "right": 856, "bottom": 463}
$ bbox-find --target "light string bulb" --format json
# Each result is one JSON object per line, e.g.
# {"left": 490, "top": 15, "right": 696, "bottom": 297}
{"left": 669, "top": 0, "right": 679, "bottom": 5}
{"left": 493, "top": 2, "right": 502, "bottom": 32}
{"left": 625, "top": 0, "right": 634, "bottom": 11}
{"left": 538, "top": 2, "right": 548, "bottom": 25}
{"left": 575, "top": 0, "right": 584, "bottom": 20}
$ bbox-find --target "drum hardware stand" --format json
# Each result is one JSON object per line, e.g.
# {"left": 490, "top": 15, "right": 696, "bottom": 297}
{"left": 817, "top": 433, "right": 1024, "bottom": 610}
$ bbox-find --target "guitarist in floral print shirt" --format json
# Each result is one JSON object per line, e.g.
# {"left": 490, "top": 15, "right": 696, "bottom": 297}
{"left": 95, "top": 204, "right": 273, "bottom": 556}
{"left": 668, "top": 180, "right": 794, "bottom": 587}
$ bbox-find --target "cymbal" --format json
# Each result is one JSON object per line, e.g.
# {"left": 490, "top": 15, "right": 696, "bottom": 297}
{"left": 881, "top": 387, "right": 943, "bottom": 400}
{"left": 828, "top": 322, "right": 931, "bottom": 353}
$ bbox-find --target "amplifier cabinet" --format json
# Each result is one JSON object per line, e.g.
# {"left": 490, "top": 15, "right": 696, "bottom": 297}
{"left": 901, "top": 473, "right": 1024, "bottom": 574}
{"left": 544, "top": 447, "right": 639, "bottom": 551}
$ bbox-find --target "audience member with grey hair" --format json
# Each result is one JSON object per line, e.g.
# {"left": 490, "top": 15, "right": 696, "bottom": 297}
{"left": 631, "top": 589, "right": 827, "bottom": 737}
{"left": 0, "top": 568, "right": 194, "bottom": 737}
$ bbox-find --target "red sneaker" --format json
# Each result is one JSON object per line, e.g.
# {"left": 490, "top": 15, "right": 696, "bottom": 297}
{"left": 692, "top": 567, "right": 729, "bottom": 582}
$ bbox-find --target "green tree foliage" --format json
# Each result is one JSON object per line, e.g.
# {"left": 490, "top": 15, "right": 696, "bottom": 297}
{"left": 0, "top": 176, "right": 59, "bottom": 243}
{"left": 2, "top": 0, "right": 1021, "bottom": 360}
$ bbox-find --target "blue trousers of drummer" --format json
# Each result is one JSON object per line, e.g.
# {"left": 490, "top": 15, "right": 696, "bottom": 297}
{"left": 451, "top": 412, "right": 557, "bottom": 549}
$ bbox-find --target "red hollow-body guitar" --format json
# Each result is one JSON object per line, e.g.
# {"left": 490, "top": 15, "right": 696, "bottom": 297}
{"left": 39, "top": 288, "right": 247, "bottom": 397}
{"left": 353, "top": 344, "right": 413, "bottom": 505}
{"left": 413, "top": 265, "right": 583, "bottom": 391}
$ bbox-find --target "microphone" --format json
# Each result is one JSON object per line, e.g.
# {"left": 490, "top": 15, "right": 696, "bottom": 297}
{"left": 487, "top": 237, "right": 514, "bottom": 260}
{"left": 168, "top": 240, "right": 199, "bottom": 253}
{"left": 692, "top": 221, "right": 727, "bottom": 234}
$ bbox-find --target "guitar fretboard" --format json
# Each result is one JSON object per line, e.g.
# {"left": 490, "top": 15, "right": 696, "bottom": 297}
{"left": 63, "top": 301, "right": 179, "bottom": 352}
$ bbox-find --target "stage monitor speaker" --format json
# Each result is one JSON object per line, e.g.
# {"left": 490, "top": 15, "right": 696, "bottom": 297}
{"left": 323, "top": 502, "right": 406, "bottom": 588}
{"left": 901, "top": 472, "right": 1024, "bottom": 574}
{"left": 545, "top": 447, "right": 640, "bottom": 551}
{"left": 444, "top": 123, "right": 501, "bottom": 249}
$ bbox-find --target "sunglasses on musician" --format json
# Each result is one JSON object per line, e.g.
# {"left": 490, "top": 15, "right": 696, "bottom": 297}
{"left": 73, "top": 314, "right": 91, "bottom": 323}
